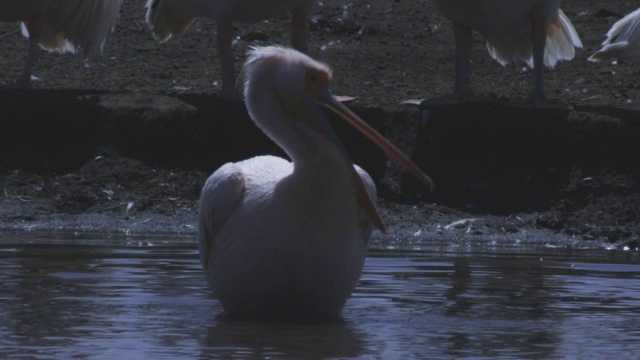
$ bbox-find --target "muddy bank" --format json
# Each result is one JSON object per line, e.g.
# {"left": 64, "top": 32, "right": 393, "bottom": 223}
{"left": 2, "top": 0, "right": 640, "bottom": 248}
{"left": 1, "top": 90, "right": 638, "bottom": 249}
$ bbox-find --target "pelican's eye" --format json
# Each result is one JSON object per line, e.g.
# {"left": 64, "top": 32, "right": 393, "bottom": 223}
{"left": 306, "top": 71, "right": 318, "bottom": 85}
{"left": 305, "top": 69, "right": 329, "bottom": 97}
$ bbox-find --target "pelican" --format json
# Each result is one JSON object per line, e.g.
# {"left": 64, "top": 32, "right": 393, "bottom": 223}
{"left": 145, "top": 0, "right": 317, "bottom": 98}
{"left": 0, "top": 0, "right": 123, "bottom": 88}
{"left": 198, "top": 45, "right": 433, "bottom": 320}
{"left": 431, "top": 0, "right": 583, "bottom": 104}
{"left": 588, "top": 8, "right": 640, "bottom": 63}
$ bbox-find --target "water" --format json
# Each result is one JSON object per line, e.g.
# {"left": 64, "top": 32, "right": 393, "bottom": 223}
{"left": 1, "top": 233, "right": 639, "bottom": 359}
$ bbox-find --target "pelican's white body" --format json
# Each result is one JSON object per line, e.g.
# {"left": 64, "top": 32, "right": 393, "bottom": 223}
{"left": 199, "top": 156, "right": 374, "bottom": 318}
{"left": 589, "top": 8, "right": 640, "bottom": 63}
{"left": 433, "top": 0, "right": 581, "bottom": 68}
{"left": 430, "top": 0, "right": 582, "bottom": 101}
{"left": 197, "top": 47, "right": 378, "bottom": 319}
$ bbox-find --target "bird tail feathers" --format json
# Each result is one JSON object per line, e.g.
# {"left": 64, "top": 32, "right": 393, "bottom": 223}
{"left": 486, "top": 9, "right": 582, "bottom": 69}
{"left": 588, "top": 8, "right": 640, "bottom": 62}
{"left": 21, "top": 0, "right": 124, "bottom": 56}
{"left": 20, "top": 22, "right": 75, "bottom": 54}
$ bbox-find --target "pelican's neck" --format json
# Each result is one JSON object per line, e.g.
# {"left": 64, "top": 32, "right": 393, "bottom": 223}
{"left": 279, "top": 110, "right": 352, "bottom": 185}
{"left": 245, "top": 77, "right": 378, "bottom": 231}
{"left": 244, "top": 69, "right": 356, "bottom": 196}
{"left": 291, "top": 134, "right": 351, "bottom": 180}
{"left": 246, "top": 79, "right": 349, "bottom": 168}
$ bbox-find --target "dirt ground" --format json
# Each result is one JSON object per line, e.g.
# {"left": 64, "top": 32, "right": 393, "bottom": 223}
{"left": 1, "top": 0, "right": 639, "bottom": 249}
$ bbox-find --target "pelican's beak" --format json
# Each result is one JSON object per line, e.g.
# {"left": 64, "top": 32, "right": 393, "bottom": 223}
{"left": 316, "top": 91, "right": 434, "bottom": 188}
{"left": 310, "top": 90, "right": 434, "bottom": 232}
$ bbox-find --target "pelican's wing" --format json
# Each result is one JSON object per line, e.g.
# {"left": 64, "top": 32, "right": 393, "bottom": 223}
{"left": 486, "top": 8, "right": 582, "bottom": 69}
{"left": 28, "top": 0, "right": 124, "bottom": 56}
{"left": 198, "top": 163, "right": 246, "bottom": 270}
{"left": 543, "top": 9, "right": 583, "bottom": 68}
{"left": 602, "top": 8, "right": 640, "bottom": 46}
{"left": 588, "top": 8, "right": 640, "bottom": 62}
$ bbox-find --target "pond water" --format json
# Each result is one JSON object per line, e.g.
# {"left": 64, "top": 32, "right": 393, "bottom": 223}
{"left": 1, "top": 232, "right": 639, "bottom": 359}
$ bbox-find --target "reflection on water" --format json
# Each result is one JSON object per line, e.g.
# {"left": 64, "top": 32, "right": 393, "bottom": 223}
{"left": 0, "top": 234, "right": 639, "bottom": 359}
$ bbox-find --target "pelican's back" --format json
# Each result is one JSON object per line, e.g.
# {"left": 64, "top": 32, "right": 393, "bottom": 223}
{"left": 588, "top": 8, "right": 640, "bottom": 62}
{"left": 486, "top": 9, "right": 582, "bottom": 68}
{"left": 23, "top": 0, "right": 124, "bottom": 56}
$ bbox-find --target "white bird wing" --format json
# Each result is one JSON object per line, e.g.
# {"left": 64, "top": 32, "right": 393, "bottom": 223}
{"left": 536, "top": 9, "right": 583, "bottom": 69}
{"left": 354, "top": 165, "right": 377, "bottom": 243}
{"left": 588, "top": 8, "right": 640, "bottom": 62}
{"left": 602, "top": 8, "right": 640, "bottom": 46}
{"left": 198, "top": 163, "right": 246, "bottom": 270}
{"left": 486, "top": 9, "right": 582, "bottom": 69}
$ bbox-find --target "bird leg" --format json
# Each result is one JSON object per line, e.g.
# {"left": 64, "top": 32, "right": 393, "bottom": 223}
{"left": 216, "top": 20, "right": 240, "bottom": 99}
{"left": 531, "top": 14, "right": 547, "bottom": 105}
{"left": 15, "top": 24, "right": 40, "bottom": 89}
{"left": 290, "top": 2, "right": 314, "bottom": 53}
{"left": 452, "top": 22, "right": 473, "bottom": 97}
{"left": 399, "top": 23, "right": 477, "bottom": 105}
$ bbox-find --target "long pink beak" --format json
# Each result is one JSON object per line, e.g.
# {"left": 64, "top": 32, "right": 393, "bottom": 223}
{"left": 318, "top": 91, "right": 434, "bottom": 190}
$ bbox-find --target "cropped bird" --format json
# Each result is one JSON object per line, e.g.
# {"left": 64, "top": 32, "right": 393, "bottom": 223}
{"left": 588, "top": 8, "right": 640, "bottom": 63}
{"left": 145, "top": 0, "right": 317, "bottom": 98}
{"left": 431, "top": 0, "right": 583, "bottom": 104}
{"left": 198, "top": 45, "right": 433, "bottom": 320}
{"left": 0, "top": 0, "right": 124, "bottom": 88}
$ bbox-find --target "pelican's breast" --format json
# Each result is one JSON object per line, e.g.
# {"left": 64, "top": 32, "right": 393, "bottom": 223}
{"left": 208, "top": 155, "right": 369, "bottom": 316}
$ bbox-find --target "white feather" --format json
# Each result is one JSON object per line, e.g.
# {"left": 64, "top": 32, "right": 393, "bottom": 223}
{"left": 589, "top": 8, "right": 640, "bottom": 63}
{"left": 2, "top": 0, "right": 124, "bottom": 56}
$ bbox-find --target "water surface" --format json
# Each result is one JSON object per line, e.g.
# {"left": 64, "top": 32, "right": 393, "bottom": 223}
{"left": 1, "top": 233, "right": 638, "bottom": 359}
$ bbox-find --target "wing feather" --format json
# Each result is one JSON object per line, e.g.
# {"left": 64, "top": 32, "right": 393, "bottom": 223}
{"left": 198, "top": 163, "right": 246, "bottom": 271}
{"left": 588, "top": 8, "right": 640, "bottom": 63}
{"left": 21, "top": 0, "right": 124, "bottom": 55}
{"left": 354, "top": 165, "right": 377, "bottom": 244}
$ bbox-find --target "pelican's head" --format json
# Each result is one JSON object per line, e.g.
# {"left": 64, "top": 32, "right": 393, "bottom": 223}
{"left": 241, "top": 45, "right": 336, "bottom": 111}
{"left": 241, "top": 45, "right": 434, "bottom": 231}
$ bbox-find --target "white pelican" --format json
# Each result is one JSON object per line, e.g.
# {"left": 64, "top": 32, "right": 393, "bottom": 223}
{"left": 588, "top": 8, "right": 640, "bottom": 63}
{"left": 0, "top": 0, "right": 123, "bottom": 88}
{"left": 432, "top": 0, "right": 583, "bottom": 104}
{"left": 198, "top": 45, "right": 433, "bottom": 320}
{"left": 145, "top": 0, "right": 317, "bottom": 98}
